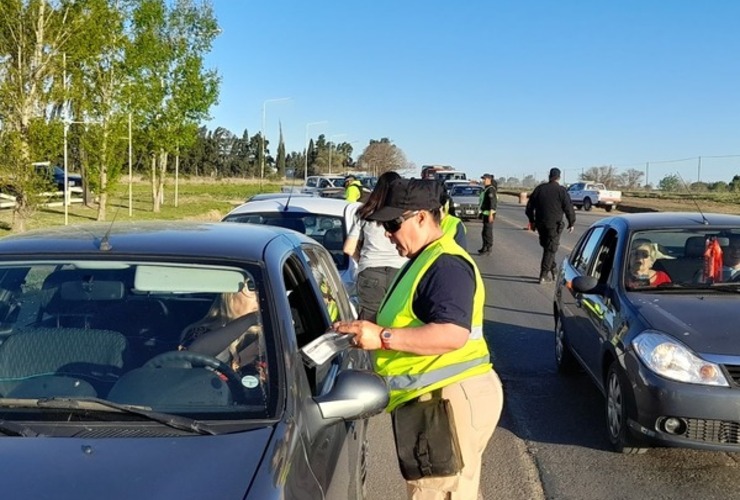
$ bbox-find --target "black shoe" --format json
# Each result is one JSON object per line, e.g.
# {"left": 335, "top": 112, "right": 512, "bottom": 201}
{"left": 539, "top": 275, "right": 552, "bottom": 284}
{"left": 478, "top": 248, "right": 491, "bottom": 255}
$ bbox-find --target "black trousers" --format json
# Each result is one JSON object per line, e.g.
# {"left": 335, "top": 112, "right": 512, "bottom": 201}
{"left": 357, "top": 266, "right": 400, "bottom": 322}
{"left": 481, "top": 218, "right": 494, "bottom": 251}
{"left": 536, "top": 222, "right": 564, "bottom": 278}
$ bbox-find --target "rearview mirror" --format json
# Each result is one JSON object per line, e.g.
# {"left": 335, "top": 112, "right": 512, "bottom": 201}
{"left": 572, "top": 276, "right": 604, "bottom": 294}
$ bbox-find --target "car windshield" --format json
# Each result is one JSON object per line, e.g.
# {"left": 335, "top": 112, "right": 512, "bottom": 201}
{"left": 625, "top": 229, "right": 740, "bottom": 290}
{"left": 224, "top": 213, "right": 349, "bottom": 270}
{"left": 451, "top": 186, "right": 482, "bottom": 197}
{"left": 0, "top": 260, "right": 276, "bottom": 422}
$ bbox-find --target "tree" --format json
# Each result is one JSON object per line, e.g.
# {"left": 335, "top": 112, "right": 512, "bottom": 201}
{"left": 658, "top": 174, "right": 681, "bottom": 192}
{"left": 276, "top": 124, "right": 286, "bottom": 178}
{"left": 729, "top": 175, "right": 740, "bottom": 193}
{"left": 356, "top": 138, "right": 409, "bottom": 176}
{"left": 580, "top": 165, "right": 619, "bottom": 188}
{"left": 617, "top": 168, "right": 645, "bottom": 190}
{"left": 127, "top": 0, "right": 219, "bottom": 212}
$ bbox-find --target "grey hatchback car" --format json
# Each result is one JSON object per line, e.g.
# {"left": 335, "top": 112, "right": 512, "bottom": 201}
{"left": 555, "top": 212, "right": 740, "bottom": 454}
{"left": 0, "top": 221, "right": 387, "bottom": 499}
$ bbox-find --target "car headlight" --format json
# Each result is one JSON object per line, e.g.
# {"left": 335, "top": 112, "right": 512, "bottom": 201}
{"left": 632, "top": 331, "right": 729, "bottom": 386}
{"left": 453, "top": 203, "right": 460, "bottom": 208}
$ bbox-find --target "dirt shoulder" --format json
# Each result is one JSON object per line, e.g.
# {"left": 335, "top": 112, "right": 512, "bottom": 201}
{"left": 617, "top": 196, "right": 740, "bottom": 215}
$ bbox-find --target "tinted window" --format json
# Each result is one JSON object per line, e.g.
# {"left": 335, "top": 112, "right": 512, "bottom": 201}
{"left": 572, "top": 227, "right": 606, "bottom": 273}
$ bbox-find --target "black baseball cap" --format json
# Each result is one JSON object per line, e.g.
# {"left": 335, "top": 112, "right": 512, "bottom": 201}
{"left": 481, "top": 173, "right": 494, "bottom": 179}
{"left": 367, "top": 179, "right": 443, "bottom": 222}
{"left": 549, "top": 167, "right": 561, "bottom": 180}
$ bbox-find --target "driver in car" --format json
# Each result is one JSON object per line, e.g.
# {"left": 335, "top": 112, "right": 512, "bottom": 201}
{"left": 627, "top": 239, "right": 672, "bottom": 288}
{"left": 722, "top": 234, "right": 740, "bottom": 281}
{"left": 179, "top": 280, "right": 264, "bottom": 376}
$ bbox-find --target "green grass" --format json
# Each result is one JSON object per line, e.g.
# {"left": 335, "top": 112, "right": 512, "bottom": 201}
{"left": 0, "top": 178, "right": 286, "bottom": 235}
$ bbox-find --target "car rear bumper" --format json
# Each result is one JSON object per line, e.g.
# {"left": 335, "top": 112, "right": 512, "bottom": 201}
{"left": 624, "top": 352, "right": 740, "bottom": 451}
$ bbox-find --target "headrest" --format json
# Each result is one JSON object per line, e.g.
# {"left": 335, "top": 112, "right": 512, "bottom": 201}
{"left": 684, "top": 236, "right": 706, "bottom": 258}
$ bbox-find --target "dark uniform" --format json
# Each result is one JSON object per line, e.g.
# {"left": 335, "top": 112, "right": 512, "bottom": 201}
{"left": 525, "top": 168, "right": 576, "bottom": 282}
{"left": 478, "top": 174, "right": 498, "bottom": 255}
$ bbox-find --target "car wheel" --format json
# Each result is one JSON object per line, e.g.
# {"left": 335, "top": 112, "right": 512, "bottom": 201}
{"left": 554, "top": 314, "right": 579, "bottom": 374}
{"left": 605, "top": 362, "right": 646, "bottom": 454}
{"left": 583, "top": 198, "right": 593, "bottom": 211}
{"left": 604, "top": 205, "right": 614, "bottom": 213}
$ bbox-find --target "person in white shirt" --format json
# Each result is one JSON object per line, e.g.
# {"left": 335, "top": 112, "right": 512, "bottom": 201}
{"left": 343, "top": 171, "right": 407, "bottom": 322}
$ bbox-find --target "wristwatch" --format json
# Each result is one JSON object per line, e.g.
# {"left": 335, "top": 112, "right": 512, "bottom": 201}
{"left": 380, "top": 329, "right": 393, "bottom": 350}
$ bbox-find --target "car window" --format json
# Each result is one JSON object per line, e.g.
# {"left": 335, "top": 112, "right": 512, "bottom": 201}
{"left": 306, "top": 178, "right": 317, "bottom": 188}
{"left": 0, "top": 260, "right": 275, "bottom": 421}
{"left": 589, "top": 229, "right": 618, "bottom": 282}
{"left": 302, "top": 245, "right": 353, "bottom": 323}
{"left": 571, "top": 227, "right": 606, "bottom": 274}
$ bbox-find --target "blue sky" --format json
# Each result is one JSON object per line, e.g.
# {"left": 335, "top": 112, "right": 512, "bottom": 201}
{"left": 204, "top": 0, "right": 740, "bottom": 184}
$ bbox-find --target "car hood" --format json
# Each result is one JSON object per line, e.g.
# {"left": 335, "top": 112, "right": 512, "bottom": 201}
{"left": 0, "top": 426, "right": 274, "bottom": 500}
{"left": 631, "top": 293, "right": 740, "bottom": 355}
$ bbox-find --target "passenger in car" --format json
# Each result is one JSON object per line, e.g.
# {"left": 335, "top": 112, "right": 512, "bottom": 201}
{"left": 627, "top": 239, "right": 672, "bottom": 287}
{"left": 722, "top": 234, "right": 740, "bottom": 281}
{"left": 179, "top": 280, "right": 263, "bottom": 374}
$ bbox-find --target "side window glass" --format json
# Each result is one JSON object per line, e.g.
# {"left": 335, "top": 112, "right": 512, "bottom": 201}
{"left": 302, "top": 245, "right": 352, "bottom": 322}
{"left": 572, "top": 227, "right": 606, "bottom": 274}
{"left": 589, "top": 229, "right": 618, "bottom": 282}
{"left": 306, "top": 178, "right": 316, "bottom": 188}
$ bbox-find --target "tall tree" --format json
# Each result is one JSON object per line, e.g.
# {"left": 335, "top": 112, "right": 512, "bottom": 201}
{"left": 356, "top": 138, "right": 409, "bottom": 176}
{"left": 276, "top": 123, "right": 286, "bottom": 178}
{"left": 580, "top": 165, "right": 619, "bottom": 188}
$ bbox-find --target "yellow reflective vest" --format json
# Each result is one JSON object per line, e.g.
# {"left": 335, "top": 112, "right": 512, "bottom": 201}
{"left": 344, "top": 181, "right": 363, "bottom": 202}
{"left": 375, "top": 236, "right": 491, "bottom": 412}
{"left": 440, "top": 213, "right": 465, "bottom": 240}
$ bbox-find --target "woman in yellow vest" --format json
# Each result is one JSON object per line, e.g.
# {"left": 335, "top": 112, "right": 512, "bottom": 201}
{"left": 334, "top": 178, "right": 503, "bottom": 500}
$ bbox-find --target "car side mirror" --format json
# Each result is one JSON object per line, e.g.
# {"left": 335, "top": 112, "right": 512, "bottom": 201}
{"left": 572, "top": 276, "right": 606, "bottom": 295}
{"left": 314, "top": 369, "right": 389, "bottom": 421}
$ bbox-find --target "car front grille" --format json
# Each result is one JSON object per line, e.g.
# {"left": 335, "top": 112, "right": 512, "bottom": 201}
{"left": 684, "top": 418, "right": 740, "bottom": 444}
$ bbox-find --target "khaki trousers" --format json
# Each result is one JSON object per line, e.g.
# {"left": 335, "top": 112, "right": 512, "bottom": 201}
{"left": 405, "top": 369, "right": 504, "bottom": 500}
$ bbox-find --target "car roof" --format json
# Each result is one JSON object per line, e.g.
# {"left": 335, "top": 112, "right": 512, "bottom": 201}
{"left": 598, "top": 212, "right": 740, "bottom": 232}
{"left": 0, "top": 221, "right": 310, "bottom": 261}
{"left": 226, "top": 196, "right": 351, "bottom": 218}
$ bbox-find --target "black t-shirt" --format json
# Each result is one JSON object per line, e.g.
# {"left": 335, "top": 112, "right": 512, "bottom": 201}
{"left": 392, "top": 253, "right": 476, "bottom": 330}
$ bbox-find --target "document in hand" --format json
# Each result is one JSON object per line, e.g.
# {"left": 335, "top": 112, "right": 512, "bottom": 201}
{"left": 300, "top": 331, "right": 356, "bottom": 368}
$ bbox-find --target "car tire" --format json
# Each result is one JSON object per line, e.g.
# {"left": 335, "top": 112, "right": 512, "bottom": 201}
{"left": 554, "top": 314, "right": 579, "bottom": 374}
{"left": 604, "top": 205, "right": 614, "bottom": 213}
{"left": 605, "top": 362, "right": 646, "bottom": 454}
{"left": 583, "top": 198, "right": 593, "bottom": 211}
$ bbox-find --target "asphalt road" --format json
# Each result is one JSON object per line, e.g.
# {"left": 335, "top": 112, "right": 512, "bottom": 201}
{"left": 366, "top": 197, "right": 740, "bottom": 500}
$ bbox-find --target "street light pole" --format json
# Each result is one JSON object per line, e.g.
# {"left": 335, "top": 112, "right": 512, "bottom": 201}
{"left": 304, "top": 120, "right": 328, "bottom": 180}
{"left": 128, "top": 112, "right": 133, "bottom": 217}
{"left": 261, "top": 97, "right": 290, "bottom": 190}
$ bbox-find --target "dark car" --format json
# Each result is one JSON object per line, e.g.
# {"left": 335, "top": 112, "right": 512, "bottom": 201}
{"left": 34, "top": 164, "right": 83, "bottom": 191}
{"left": 449, "top": 185, "right": 483, "bottom": 220}
{"left": 554, "top": 212, "right": 740, "bottom": 454}
{"left": 0, "top": 221, "right": 387, "bottom": 499}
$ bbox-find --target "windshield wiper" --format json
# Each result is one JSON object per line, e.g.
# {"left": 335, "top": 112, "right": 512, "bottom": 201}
{"left": 1, "top": 397, "right": 217, "bottom": 436}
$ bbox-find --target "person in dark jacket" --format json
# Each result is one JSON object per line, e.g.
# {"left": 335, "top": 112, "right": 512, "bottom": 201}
{"left": 478, "top": 174, "right": 498, "bottom": 255}
{"left": 525, "top": 168, "right": 576, "bottom": 283}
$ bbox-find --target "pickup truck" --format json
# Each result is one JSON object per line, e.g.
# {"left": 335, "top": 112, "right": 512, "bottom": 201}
{"left": 566, "top": 182, "right": 621, "bottom": 212}
{"left": 281, "top": 175, "right": 346, "bottom": 196}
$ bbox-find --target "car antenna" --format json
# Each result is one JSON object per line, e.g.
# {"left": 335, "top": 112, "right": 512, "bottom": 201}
{"left": 283, "top": 158, "right": 299, "bottom": 212}
{"left": 677, "top": 172, "right": 709, "bottom": 225}
{"left": 98, "top": 206, "right": 122, "bottom": 251}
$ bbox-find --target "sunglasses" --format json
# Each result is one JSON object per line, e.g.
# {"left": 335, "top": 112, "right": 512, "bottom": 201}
{"left": 632, "top": 250, "right": 651, "bottom": 259}
{"left": 382, "top": 211, "right": 419, "bottom": 234}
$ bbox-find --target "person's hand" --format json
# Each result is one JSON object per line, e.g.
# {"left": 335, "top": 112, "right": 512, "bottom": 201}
{"left": 568, "top": 226, "right": 574, "bottom": 234}
{"left": 333, "top": 320, "right": 384, "bottom": 350}
{"left": 488, "top": 214, "right": 495, "bottom": 223}
{"left": 527, "top": 222, "right": 536, "bottom": 232}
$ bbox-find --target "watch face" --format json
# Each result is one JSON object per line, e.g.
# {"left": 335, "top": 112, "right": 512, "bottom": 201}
{"left": 382, "top": 330, "right": 392, "bottom": 339}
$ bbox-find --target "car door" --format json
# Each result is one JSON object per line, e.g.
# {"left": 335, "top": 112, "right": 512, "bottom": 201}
{"left": 560, "top": 226, "right": 605, "bottom": 374}
{"left": 297, "top": 244, "right": 366, "bottom": 499}
{"left": 576, "top": 228, "right": 620, "bottom": 375}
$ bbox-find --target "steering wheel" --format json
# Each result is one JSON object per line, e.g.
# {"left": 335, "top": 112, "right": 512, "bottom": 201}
{"left": 729, "top": 272, "right": 740, "bottom": 283}
{"left": 143, "top": 350, "right": 248, "bottom": 404}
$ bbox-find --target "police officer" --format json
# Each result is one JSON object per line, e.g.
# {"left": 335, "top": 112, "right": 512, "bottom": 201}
{"left": 525, "top": 167, "right": 576, "bottom": 283}
{"left": 478, "top": 173, "right": 497, "bottom": 255}
{"left": 344, "top": 175, "right": 363, "bottom": 202}
{"left": 333, "top": 178, "right": 503, "bottom": 499}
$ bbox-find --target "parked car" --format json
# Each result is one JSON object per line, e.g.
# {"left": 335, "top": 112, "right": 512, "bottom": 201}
{"left": 449, "top": 184, "right": 483, "bottom": 220}
{"left": 281, "top": 175, "right": 346, "bottom": 196}
{"left": 222, "top": 197, "right": 359, "bottom": 295}
{"left": 0, "top": 221, "right": 387, "bottom": 499}
{"left": 34, "top": 164, "right": 83, "bottom": 192}
{"left": 554, "top": 212, "right": 740, "bottom": 454}
{"left": 566, "top": 182, "right": 621, "bottom": 212}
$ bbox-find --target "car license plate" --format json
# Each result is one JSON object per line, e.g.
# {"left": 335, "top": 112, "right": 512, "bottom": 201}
{"left": 465, "top": 210, "right": 474, "bottom": 214}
